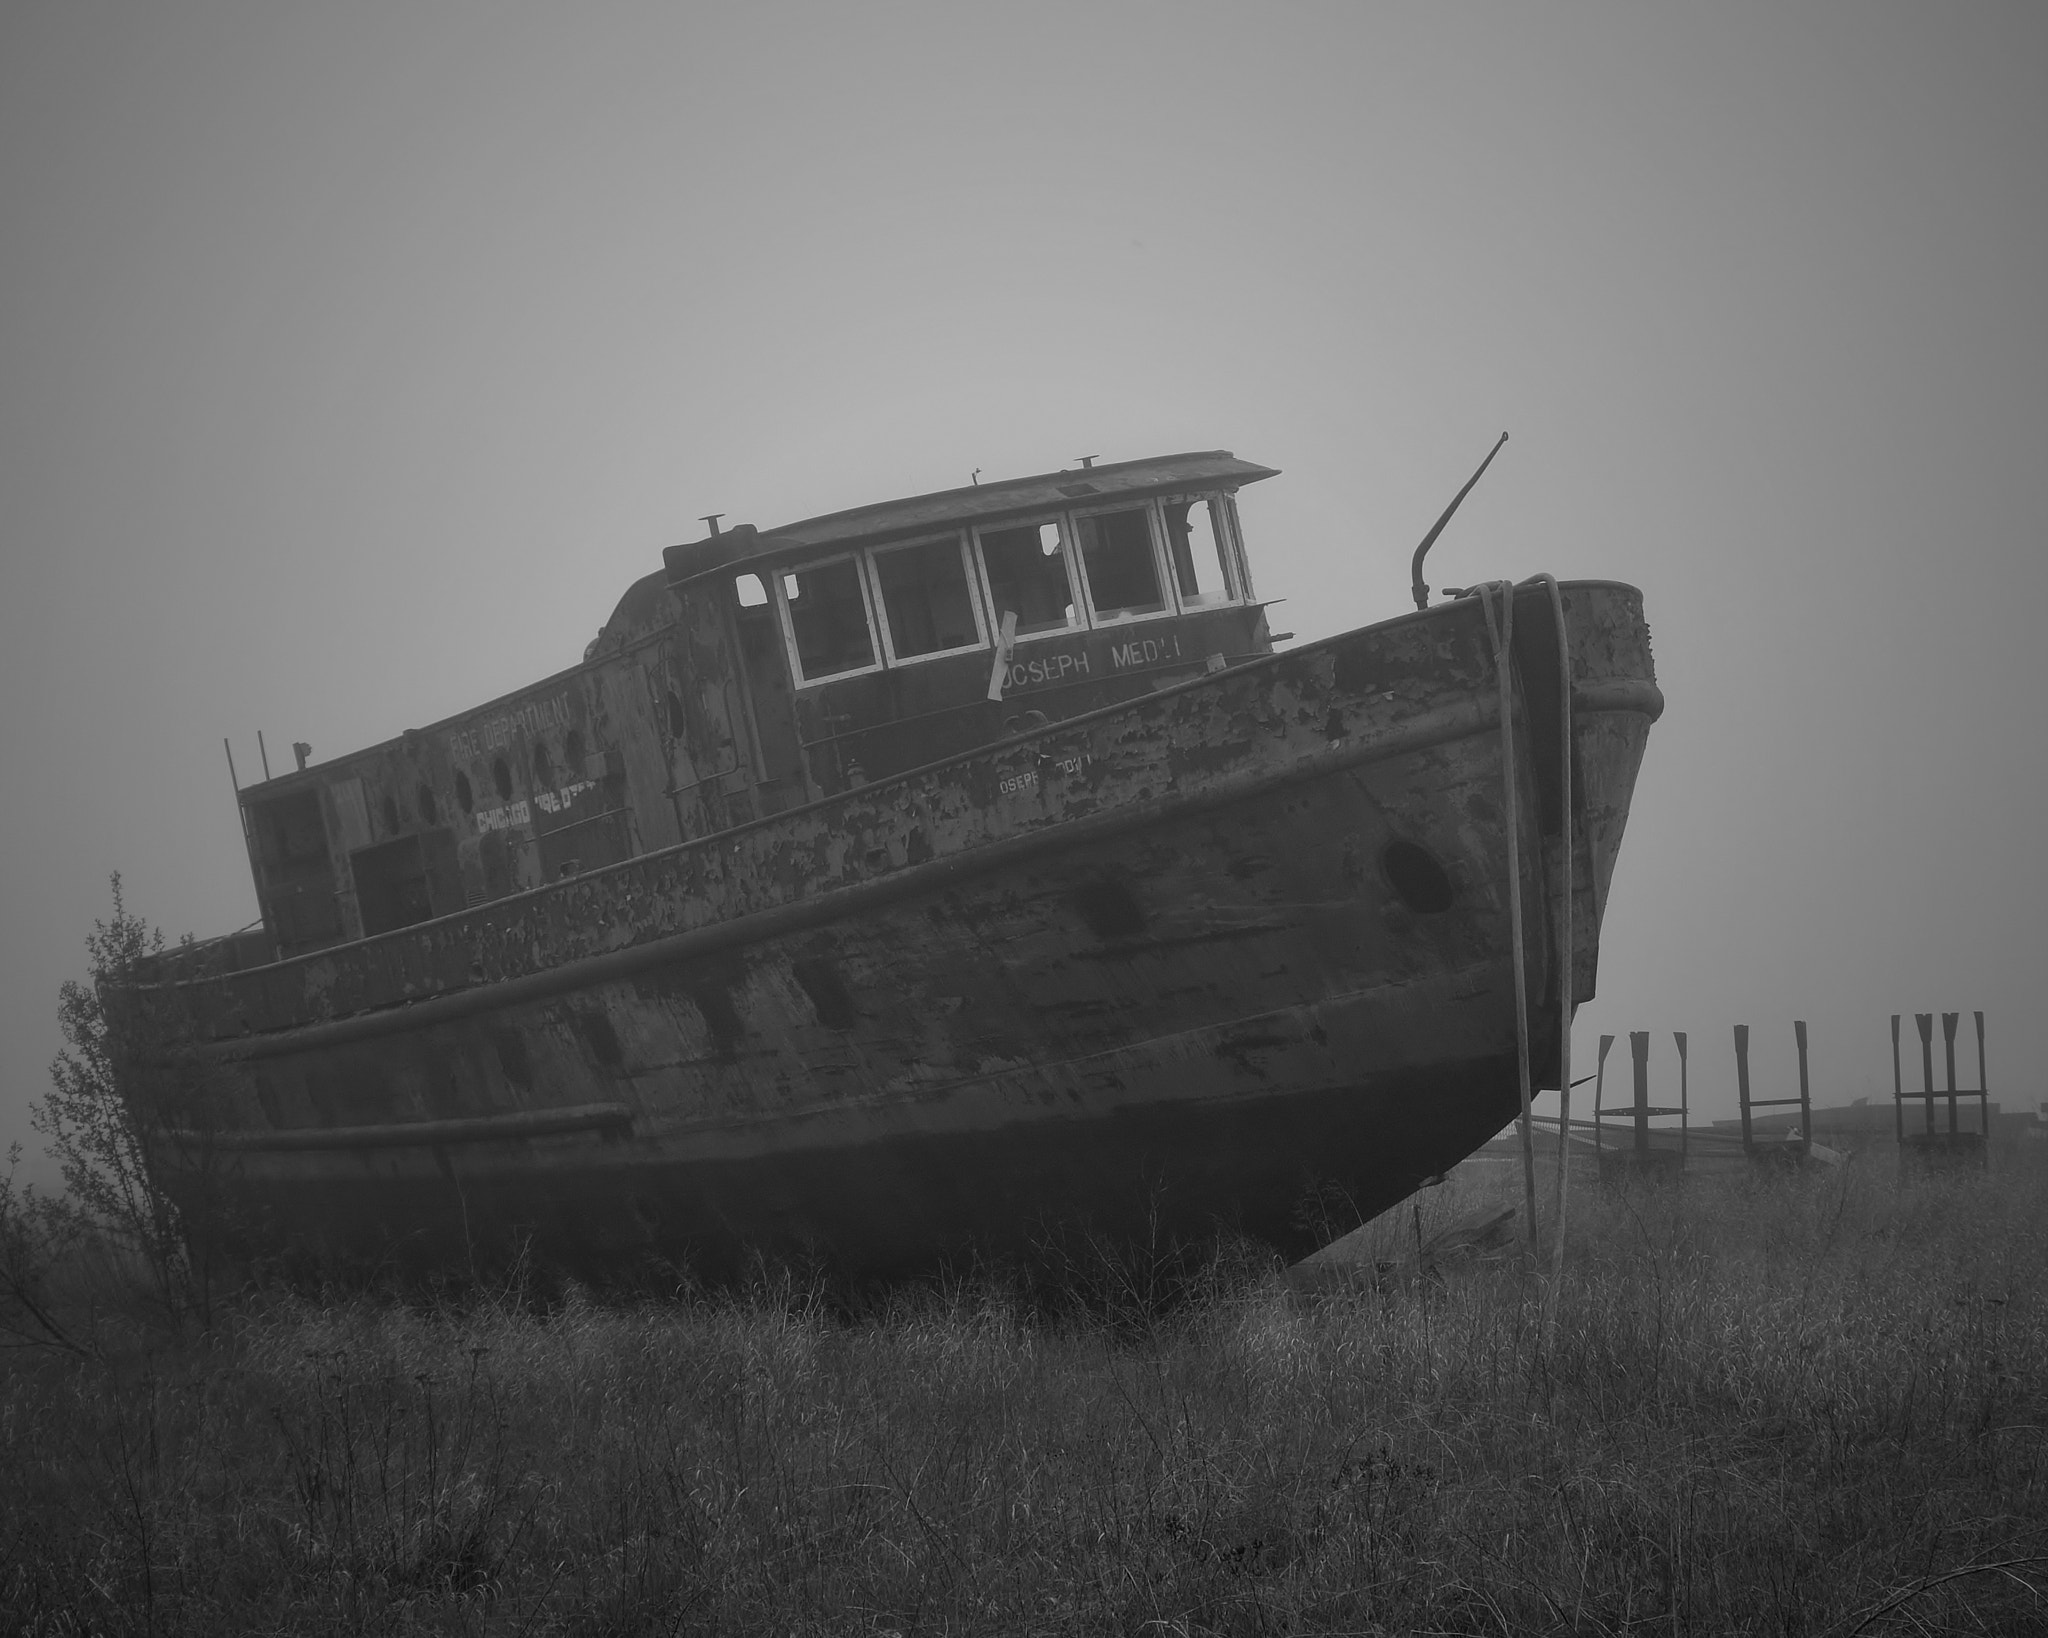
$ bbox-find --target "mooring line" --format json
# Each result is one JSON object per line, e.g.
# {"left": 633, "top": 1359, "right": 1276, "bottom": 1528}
{"left": 1473, "top": 582, "right": 1539, "bottom": 1255}
{"left": 1473, "top": 576, "right": 1576, "bottom": 1297}
{"left": 1523, "top": 573, "right": 1576, "bottom": 1343}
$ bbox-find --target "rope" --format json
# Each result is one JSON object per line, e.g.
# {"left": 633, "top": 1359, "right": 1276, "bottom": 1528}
{"left": 1472, "top": 577, "right": 1576, "bottom": 1277}
{"left": 1474, "top": 582, "right": 1539, "bottom": 1253}
{"left": 1525, "top": 575, "right": 1576, "bottom": 1337}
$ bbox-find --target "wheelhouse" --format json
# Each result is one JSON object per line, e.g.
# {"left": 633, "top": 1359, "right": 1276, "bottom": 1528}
{"left": 210, "top": 451, "right": 1278, "bottom": 970}
{"left": 753, "top": 485, "right": 1254, "bottom": 687}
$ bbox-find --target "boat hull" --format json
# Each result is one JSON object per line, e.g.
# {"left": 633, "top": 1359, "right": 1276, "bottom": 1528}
{"left": 139, "top": 582, "right": 1660, "bottom": 1278}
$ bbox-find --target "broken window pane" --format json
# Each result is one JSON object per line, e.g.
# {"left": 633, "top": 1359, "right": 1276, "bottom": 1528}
{"left": 873, "top": 535, "right": 981, "bottom": 660}
{"left": 782, "top": 556, "right": 876, "bottom": 682}
{"left": 978, "top": 519, "right": 1080, "bottom": 637}
{"left": 1077, "top": 507, "right": 1166, "bottom": 622}
{"left": 1162, "top": 497, "right": 1235, "bottom": 608}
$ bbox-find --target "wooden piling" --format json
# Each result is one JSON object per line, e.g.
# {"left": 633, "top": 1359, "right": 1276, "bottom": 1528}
{"left": 1674, "top": 1031, "right": 1689, "bottom": 1162}
{"left": 1891, "top": 1015, "right": 1904, "bottom": 1146}
{"left": 1917, "top": 1014, "right": 1936, "bottom": 1136}
{"left": 1943, "top": 1011, "right": 1960, "bottom": 1136}
{"left": 1630, "top": 1031, "right": 1651, "bottom": 1157}
{"left": 1736, "top": 1024, "right": 1753, "bottom": 1149}
{"left": 1794, "top": 1019, "right": 1811, "bottom": 1140}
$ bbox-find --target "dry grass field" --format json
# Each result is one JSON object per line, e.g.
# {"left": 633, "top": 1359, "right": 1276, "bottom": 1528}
{"left": 4, "top": 1159, "right": 2046, "bottom": 1636}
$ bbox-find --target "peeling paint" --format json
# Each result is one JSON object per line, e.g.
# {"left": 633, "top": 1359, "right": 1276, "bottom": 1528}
{"left": 123, "top": 453, "right": 1660, "bottom": 1281}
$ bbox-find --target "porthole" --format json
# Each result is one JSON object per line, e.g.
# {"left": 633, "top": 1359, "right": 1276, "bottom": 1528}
{"left": 565, "top": 728, "right": 585, "bottom": 773}
{"left": 492, "top": 757, "right": 513, "bottom": 800}
{"left": 532, "top": 741, "right": 554, "bottom": 789}
{"left": 1382, "top": 840, "right": 1455, "bottom": 914}
{"left": 665, "top": 686, "right": 687, "bottom": 739}
{"left": 455, "top": 772, "right": 474, "bottom": 814}
{"left": 417, "top": 785, "right": 438, "bottom": 826}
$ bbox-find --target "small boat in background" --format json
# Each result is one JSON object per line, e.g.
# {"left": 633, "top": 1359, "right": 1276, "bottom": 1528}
{"left": 119, "top": 449, "right": 1661, "bottom": 1279}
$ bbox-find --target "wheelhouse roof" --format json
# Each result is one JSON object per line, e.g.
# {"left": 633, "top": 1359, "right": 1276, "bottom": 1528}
{"left": 663, "top": 450, "right": 1278, "bottom": 588}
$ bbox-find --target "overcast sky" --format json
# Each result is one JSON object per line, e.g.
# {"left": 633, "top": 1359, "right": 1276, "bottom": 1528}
{"left": 3, "top": 3, "right": 2044, "bottom": 1181}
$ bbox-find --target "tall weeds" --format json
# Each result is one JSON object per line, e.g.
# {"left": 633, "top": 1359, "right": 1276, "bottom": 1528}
{"left": 3, "top": 1162, "right": 2045, "bottom": 1634}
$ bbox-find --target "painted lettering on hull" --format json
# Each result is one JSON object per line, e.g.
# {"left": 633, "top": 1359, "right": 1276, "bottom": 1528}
{"left": 531, "top": 780, "right": 596, "bottom": 816}
{"left": 1110, "top": 633, "right": 1183, "bottom": 670}
{"left": 1005, "top": 651, "right": 1090, "bottom": 691}
{"left": 476, "top": 780, "right": 600, "bottom": 833}
{"left": 448, "top": 695, "right": 573, "bottom": 763}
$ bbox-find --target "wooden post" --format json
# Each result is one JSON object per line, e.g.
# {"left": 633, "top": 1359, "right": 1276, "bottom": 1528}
{"left": 1891, "top": 1015, "right": 1904, "bottom": 1146}
{"left": 1943, "top": 1011, "right": 1960, "bottom": 1135}
{"left": 1736, "top": 1024, "right": 1753, "bottom": 1149}
{"left": 1674, "top": 1031, "right": 1689, "bottom": 1161}
{"left": 1594, "top": 1034, "right": 1615, "bottom": 1152}
{"left": 1976, "top": 1011, "right": 1989, "bottom": 1142}
{"left": 1974, "top": 1003, "right": 1990, "bottom": 1154}
{"left": 1794, "top": 1019, "right": 1811, "bottom": 1146}
{"left": 1917, "top": 1014, "right": 1936, "bottom": 1135}
{"left": 1630, "top": 1030, "right": 1651, "bottom": 1157}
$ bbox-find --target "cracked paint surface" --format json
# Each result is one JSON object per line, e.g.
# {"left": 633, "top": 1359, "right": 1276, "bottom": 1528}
{"left": 128, "top": 582, "right": 1659, "bottom": 1279}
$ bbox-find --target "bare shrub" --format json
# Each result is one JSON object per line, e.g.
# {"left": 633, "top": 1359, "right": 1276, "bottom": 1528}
{"left": 7, "top": 875, "right": 220, "bottom": 1347}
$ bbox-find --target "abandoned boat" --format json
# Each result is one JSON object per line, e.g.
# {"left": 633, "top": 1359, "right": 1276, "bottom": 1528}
{"left": 121, "top": 450, "right": 1661, "bottom": 1277}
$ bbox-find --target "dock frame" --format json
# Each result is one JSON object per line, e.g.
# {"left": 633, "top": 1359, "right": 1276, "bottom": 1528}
{"left": 1593, "top": 1030, "right": 1689, "bottom": 1179}
{"left": 1893, "top": 1012, "right": 1990, "bottom": 1173}
{"left": 1735, "top": 1020, "right": 1813, "bottom": 1166}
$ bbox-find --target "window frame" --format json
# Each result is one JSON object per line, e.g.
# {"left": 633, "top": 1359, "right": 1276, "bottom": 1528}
{"left": 865, "top": 530, "right": 990, "bottom": 668}
{"left": 969, "top": 513, "right": 1089, "bottom": 646}
{"left": 1218, "top": 492, "right": 1254, "bottom": 601}
{"left": 1068, "top": 497, "right": 1179, "bottom": 629}
{"left": 1156, "top": 490, "right": 1247, "bottom": 611}
{"left": 773, "top": 551, "right": 886, "bottom": 689}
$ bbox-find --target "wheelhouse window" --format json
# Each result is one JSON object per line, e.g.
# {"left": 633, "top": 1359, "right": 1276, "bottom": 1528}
{"left": 1162, "top": 496, "right": 1238, "bottom": 609}
{"left": 780, "top": 555, "right": 879, "bottom": 683}
{"left": 977, "top": 519, "right": 1082, "bottom": 639}
{"left": 1076, "top": 506, "right": 1168, "bottom": 623}
{"left": 872, "top": 534, "right": 985, "bottom": 663}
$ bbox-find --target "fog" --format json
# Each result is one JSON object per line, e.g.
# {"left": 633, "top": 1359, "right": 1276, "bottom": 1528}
{"left": 3, "top": 3, "right": 2044, "bottom": 1179}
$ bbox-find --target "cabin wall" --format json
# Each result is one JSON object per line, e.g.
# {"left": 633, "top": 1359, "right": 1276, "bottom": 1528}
{"left": 789, "top": 602, "right": 1272, "bottom": 794}
{"left": 230, "top": 481, "right": 1276, "bottom": 960}
{"left": 237, "top": 578, "right": 778, "bottom": 957}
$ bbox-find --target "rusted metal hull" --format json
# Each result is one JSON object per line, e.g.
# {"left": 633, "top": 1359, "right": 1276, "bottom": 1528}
{"left": 146, "top": 582, "right": 1659, "bottom": 1278}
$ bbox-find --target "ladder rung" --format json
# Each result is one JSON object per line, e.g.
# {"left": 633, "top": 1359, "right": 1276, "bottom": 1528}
{"left": 1896, "top": 1090, "right": 1988, "bottom": 1100}
{"left": 1743, "top": 1096, "right": 1809, "bottom": 1109}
